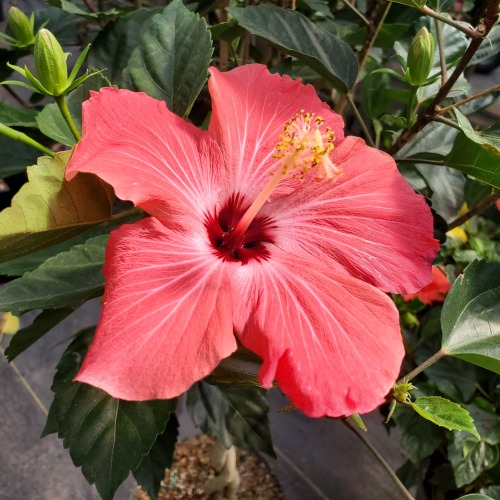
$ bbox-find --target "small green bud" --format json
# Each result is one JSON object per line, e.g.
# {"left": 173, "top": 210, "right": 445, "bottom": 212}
{"left": 406, "top": 27, "right": 435, "bottom": 87}
{"left": 34, "top": 29, "right": 68, "bottom": 96}
{"left": 7, "top": 7, "right": 35, "bottom": 48}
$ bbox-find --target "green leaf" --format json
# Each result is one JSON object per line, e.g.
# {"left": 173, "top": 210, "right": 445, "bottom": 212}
{"left": 208, "top": 347, "right": 261, "bottom": 387}
{"left": 470, "top": 26, "right": 500, "bottom": 65}
{"left": 88, "top": 8, "right": 161, "bottom": 87}
{"left": 50, "top": 328, "right": 177, "bottom": 500}
{"left": 441, "top": 261, "right": 500, "bottom": 374}
{"left": 35, "top": 6, "right": 82, "bottom": 45}
{"left": 391, "top": 0, "right": 427, "bottom": 8}
{"left": 0, "top": 212, "right": 142, "bottom": 277}
{"left": 127, "top": 0, "right": 213, "bottom": 118}
{"left": 446, "top": 133, "right": 500, "bottom": 189}
{"left": 448, "top": 432, "right": 499, "bottom": 487}
{"left": 0, "top": 135, "right": 41, "bottom": 177}
{"left": 466, "top": 401, "right": 500, "bottom": 445}
{"left": 0, "top": 234, "right": 107, "bottom": 315}
{"left": 454, "top": 110, "right": 500, "bottom": 157}
{"left": 227, "top": 6, "right": 358, "bottom": 93}
{"left": 133, "top": 414, "right": 179, "bottom": 499}
{"left": 187, "top": 380, "right": 275, "bottom": 457}
{"left": 393, "top": 406, "right": 445, "bottom": 463}
{"left": 411, "top": 396, "right": 479, "bottom": 438}
{"left": 456, "top": 495, "right": 495, "bottom": 500}
{"left": 36, "top": 73, "right": 111, "bottom": 147}
{"left": 0, "top": 151, "right": 114, "bottom": 263}
{"left": 0, "top": 102, "right": 38, "bottom": 127}
{"left": 4, "top": 308, "right": 73, "bottom": 361}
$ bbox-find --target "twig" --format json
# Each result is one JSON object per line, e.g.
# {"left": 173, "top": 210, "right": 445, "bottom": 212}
{"left": 421, "top": 6, "right": 481, "bottom": 39}
{"left": 397, "top": 350, "right": 446, "bottom": 385}
{"left": 339, "top": 0, "right": 370, "bottom": 26}
{"left": 82, "top": 0, "right": 98, "bottom": 13}
{"left": 356, "top": 1, "right": 392, "bottom": 80}
{"left": 434, "top": 18, "right": 447, "bottom": 85}
{"left": 345, "top": 93, "right": 375, "bottom": 147}
{"left": 432, "top": 114, "right": 462, "bottom": 130}
{"left": 448, "top": 189, "right": 500, "bottom": 229}
{"left": 388, "top": 0, "right": 498, "bottom": 156}
{"left": 343, "top": 418, "right": 415, "bottom": 500}
{"left": 438, "top": 83, "right": 500, "bottom": 114}
{"left": 3, "top": 84, "right": 28, "bottom": 108}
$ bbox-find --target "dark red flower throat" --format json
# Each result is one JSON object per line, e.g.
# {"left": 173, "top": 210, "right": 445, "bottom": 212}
{"left": 205, "top": 194, "right": 275, "bottom": 263}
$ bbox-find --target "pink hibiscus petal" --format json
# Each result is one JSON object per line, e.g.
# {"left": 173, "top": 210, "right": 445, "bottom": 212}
{"left": 66, "top": 88, "right": 224, "bottom": 229}
{"left": 208, "top": 65, "right": 345, "bottom": 198}
{"left": 75, "top": 217, "right": 237, "bottom": 400}
{"left": 403, "top": 265, "right": 451, "bottom": 304}
{"left": 232, "top": 248, "right": 404, "bottom": 417}
{"left": 260, "top": 136, "right": 439, "bottom": 294}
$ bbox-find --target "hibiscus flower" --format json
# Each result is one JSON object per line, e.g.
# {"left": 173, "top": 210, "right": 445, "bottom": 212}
{"left": 66, "top": 64, "right": 438, "bottom": 417}
{"left": 403, "top": 265, "right": 451, "bottom": 305}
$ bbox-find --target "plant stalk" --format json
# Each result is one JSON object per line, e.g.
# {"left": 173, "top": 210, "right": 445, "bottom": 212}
{"left": 434, "top": 18, "right": 447, "bottom": 85}
{"left": 343, "top": 418, "right": 414, "bottom": 500}
{"left": 345, "top": 93, "right": 376, "bottom": 147}
{"left": 438, "top": 83, "right": 500, "bottom": 114}
{"left": 448, "top": 189, "right": 500, "bottom": 229}
{"left": 54, "top": 95, "right": 81, "bottom": 142}
{"left": 396, "top": 157, "right": 445, "bottom": 165}
{"left": 421, "top": 6, "right": 481, "bottom": 39}
{"left": 0, "top": 123, "right": 54, "bottom": 157}
{"left": 397, "top": 349, "right": 446, "bottom": 385}
{"left": 388, "top": 0, "right": 499, "bottom": 155}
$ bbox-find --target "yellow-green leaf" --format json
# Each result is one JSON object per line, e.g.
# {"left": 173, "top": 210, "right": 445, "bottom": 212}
{"left": 0, "top": 151, "right": 113, "bottom": 263}
{"left": 412, "top": 396, "right": 480, "bottom": 439}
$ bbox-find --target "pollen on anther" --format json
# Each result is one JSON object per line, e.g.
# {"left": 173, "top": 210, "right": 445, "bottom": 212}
{"left": 272, "top": 111, "right": 342, "bottom": 182}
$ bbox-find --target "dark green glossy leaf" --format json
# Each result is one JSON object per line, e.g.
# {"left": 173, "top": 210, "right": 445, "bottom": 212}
{"left": 128, "top": 0, "right": 213, "bottom": 118}
{"left": 0, "top": 212, "right": 143, "bottom": 277}
{"left": 446, "top": 133, "right": 500, "bottom": 189}
{"left": 441, "top": 261, "right": 500, "bottom": 374}
{"left": 456, "top": 494, "right": 495, "bottom": 499}
{"left": 0, "top": 234, "right": 107, "bottom": 315}
{"left": 0, "top": 135, "right": 40, "bottom": 177}
{"left": 466, "top": 401, "right": 500, "bottom": 445}
{"left": 50, "top": 328, "right": 177, "bottom": 500}
{"left": 36, "top": 73, "right": 111, "bottom": 147}
{"left": 393, "top": 406, "right": 445, "bottom": 463}
{"left": 464, "top": 179, "right": 494, "bottom": 208}
{"left": 454, "top": 110, "right": 500, "bottom": 157}
{"left": 227, "top": 6, "right": 358, "bottom": 92}
{"left": 88, "top": 8, "right": 161, "bottom": 87}
{"left": 187, "top": 380, "right": 275, "bottom": 457}
{"left": 412, "top": 396, "right": 479, "bottom": 438}
{"left": 0, "top": 102, "right": 38, "bottom": 127}
{"left": 470, "top": 26, "right": 500, "bottom": 66}
{"left": 448, "top": 433, "right": 499, "bottom": 487}
{"left": 35, "top": 6, "right": 82, "bottom": 45}
{"left": 4, "top": 308, "right": 73, "bottom": 361}
{"left": 133, "top": 414, "right": 179, "bottom": 499}
{"left": 208, "top": 347, "right": 261, "bottom": 387}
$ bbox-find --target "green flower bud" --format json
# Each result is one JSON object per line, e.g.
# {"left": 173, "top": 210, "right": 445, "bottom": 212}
{"left": 34, "top": 29, "right": 68, "bottom": 96}
{"left": 7, "top": 7, "right": 35, "bottom": 48}
{"left": 406, "top": 27, "right": 435, "bottom": 87}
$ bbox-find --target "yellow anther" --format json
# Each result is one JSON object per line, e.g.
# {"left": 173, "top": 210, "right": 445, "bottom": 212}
{"left": 272, "top": 111, "right": 342, "bottom": 182}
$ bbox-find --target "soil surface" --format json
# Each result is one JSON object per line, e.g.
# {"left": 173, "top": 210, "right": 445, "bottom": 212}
{"left": 136, "top": 434, "right": 284, "bottom": 500}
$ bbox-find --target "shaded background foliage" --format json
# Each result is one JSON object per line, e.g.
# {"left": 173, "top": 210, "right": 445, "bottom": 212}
{"left": 0, "top": 0, "right": 499, "bottom": 498}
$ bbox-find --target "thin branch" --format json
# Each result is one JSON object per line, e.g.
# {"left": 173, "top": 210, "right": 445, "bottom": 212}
{"left": 389, "top": 0, "right": 499, "bottom": 155}
{"left": 397, "top": 350, "right": 446, "bottom": 385}
{"left": 438, "top": 83, "right": 500, "bottom": 114}
{"left": 345, "top": 93, "right": 375, "bottom": 147}
{"left": 432, "top": 114, "right": 462, "bottom": 130}
{"left": 434, "top": 18, "right": 447, "bottom": 85}
{"left": 448, "top": 190, "right": 500, "bottom": 229}
{"left": 343, "top": 418, "right": 415, "bottom": 500}
{"left": 356, "top": 1, "right": 392, "bottom": 80}
{"left": 3, "top": 84, "right": 28, "bottom": 107}
{"left": 339, "top": 0, "right": 370, "bottom": 26}
{"left": 82, "top": 0, "right": 98, "bottom": 13}
{"left": 420, "top": 6, "right": 481, "bottom": 39}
